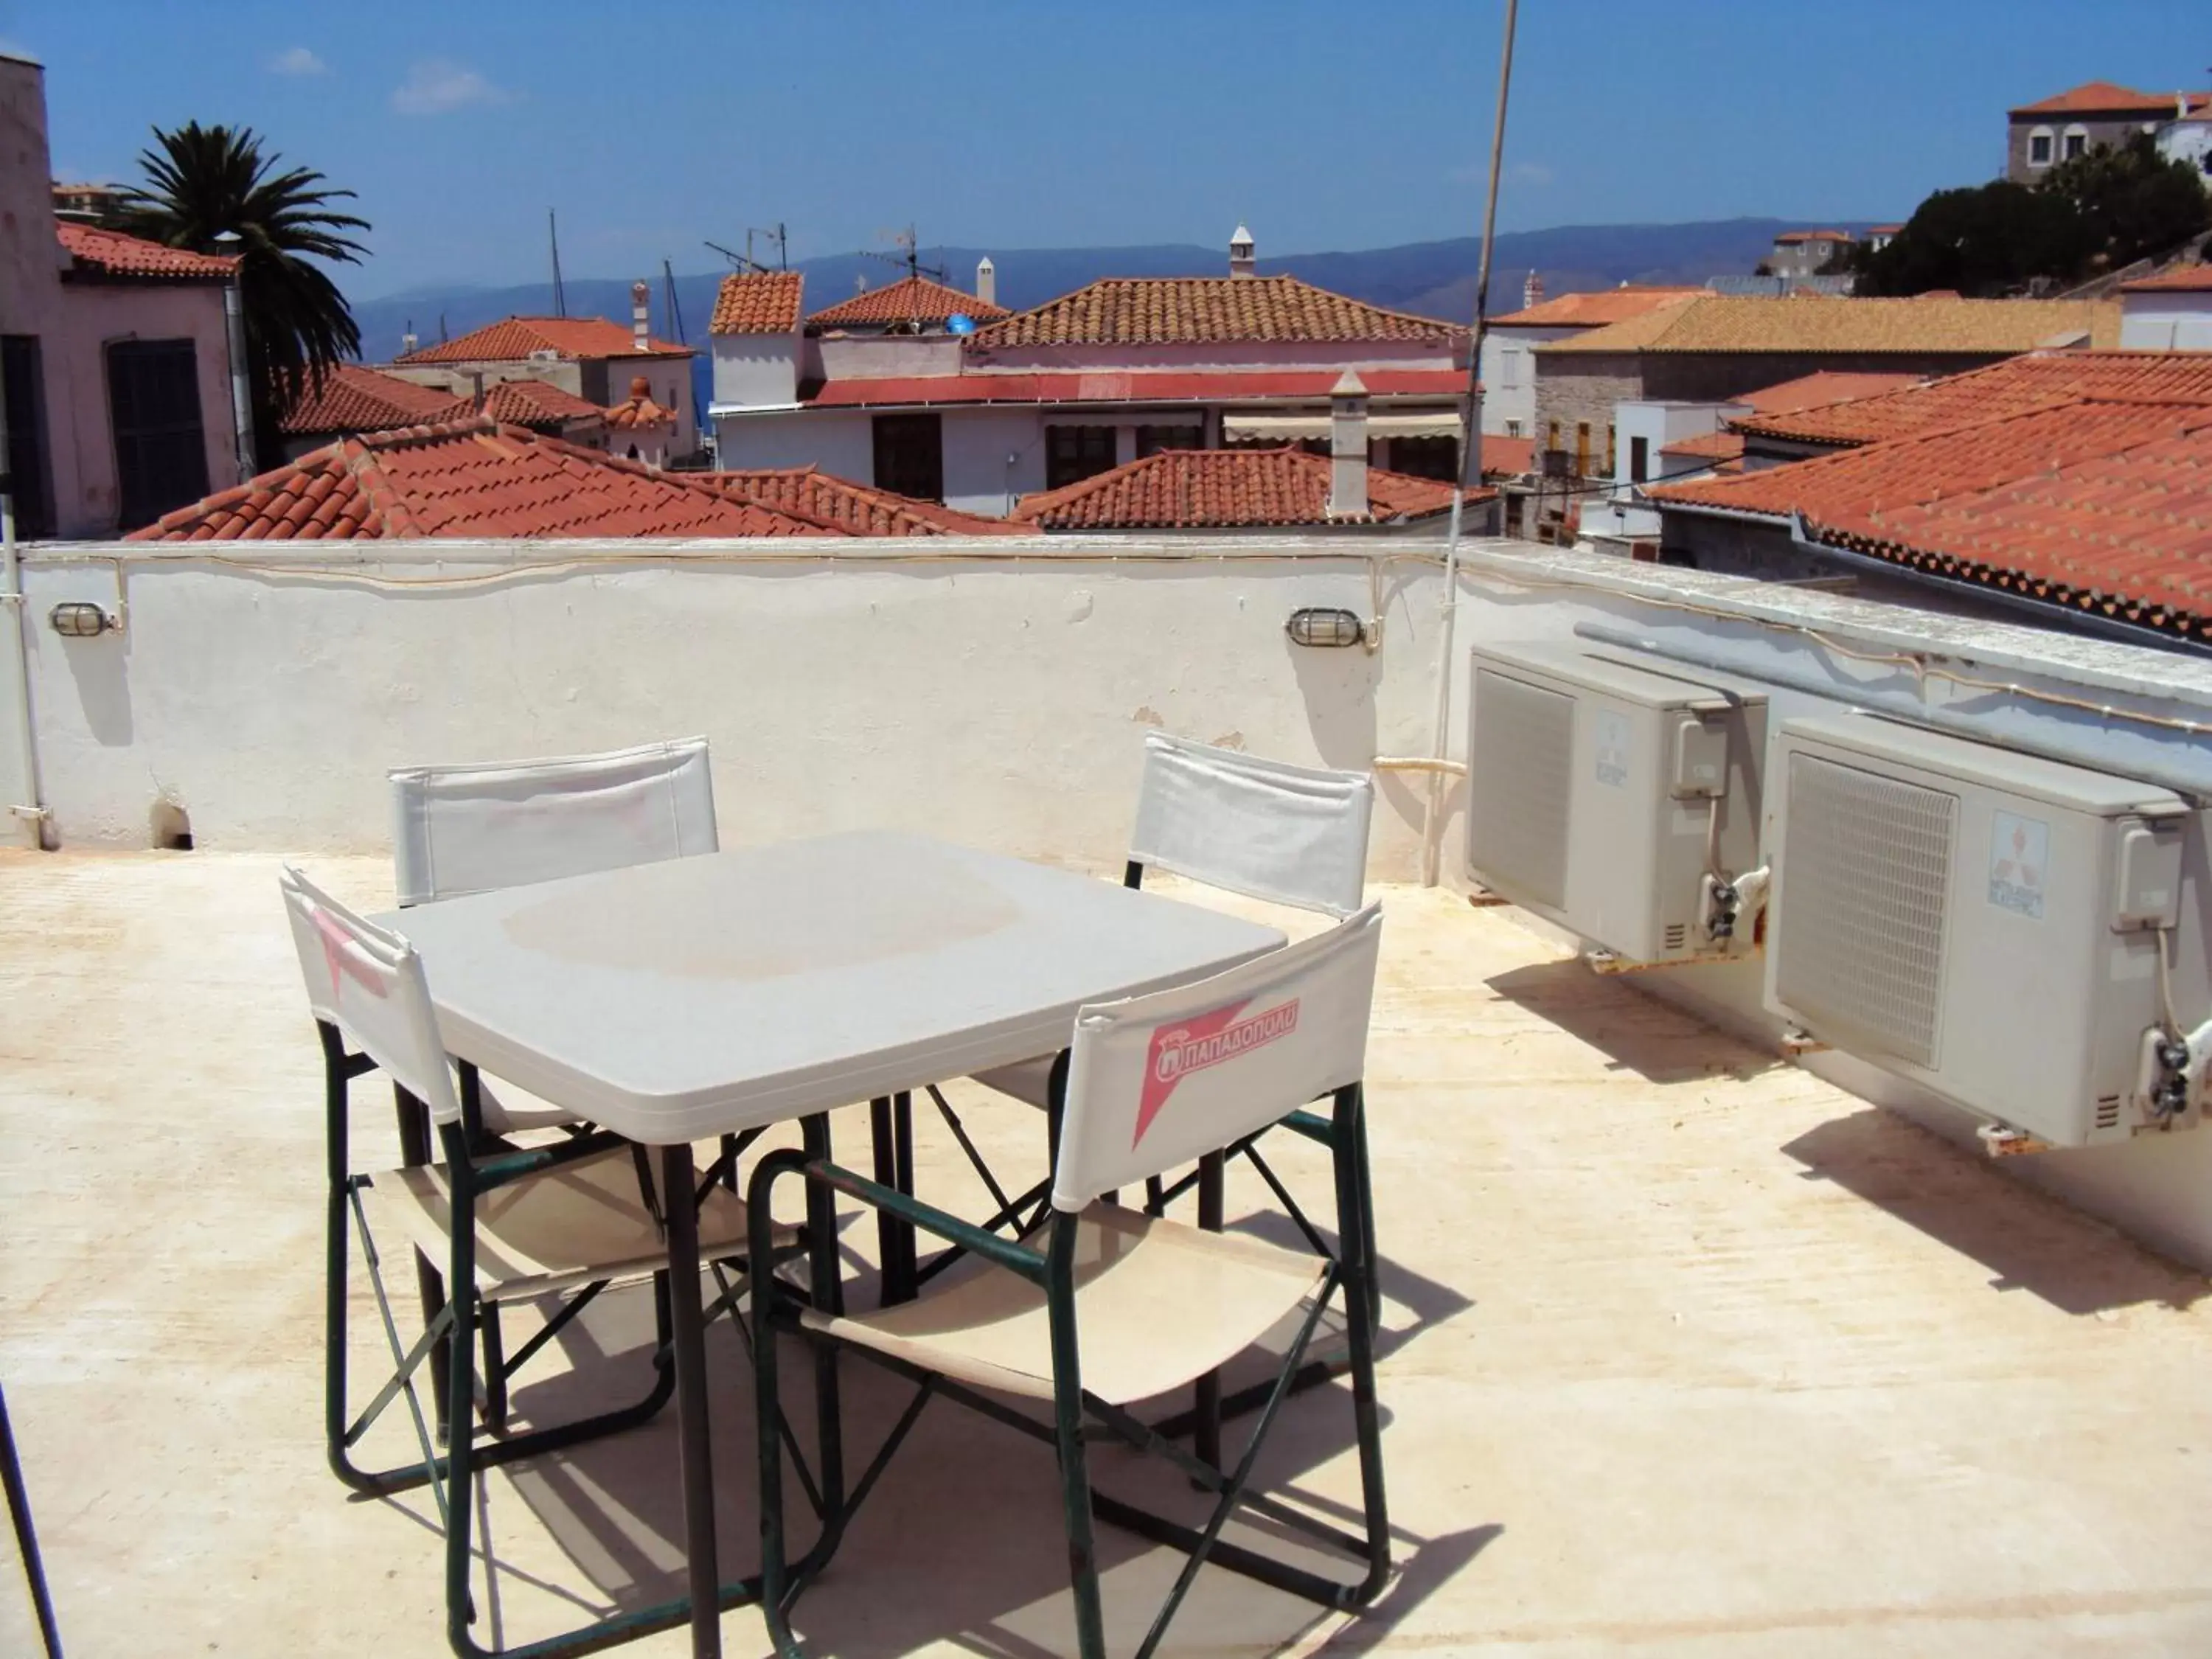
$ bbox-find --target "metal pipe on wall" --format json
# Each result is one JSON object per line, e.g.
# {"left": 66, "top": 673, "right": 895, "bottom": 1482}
{"left": 222, "top": 272, "right": 254, "bottom": 484}
{"left": 0, "top": 377, "right": 49, "bottom": 847}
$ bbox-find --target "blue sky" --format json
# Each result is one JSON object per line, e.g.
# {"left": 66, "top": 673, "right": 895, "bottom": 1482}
{"left": 7, "top": 0, "right": 2208, "bottom": 299}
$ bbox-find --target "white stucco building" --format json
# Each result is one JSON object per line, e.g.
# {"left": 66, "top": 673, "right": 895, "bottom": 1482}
{"left": 1478, "top": 279, "right": 1701, "bottom": 442}
{"left": 2118, "top": 264, "right": 2212, "bottom": 350}
{"left": 2, "top": 48, "right": 248, "bottom": 538}
{"left": 710, "top": 232, "right": 1472, "bottom": 517}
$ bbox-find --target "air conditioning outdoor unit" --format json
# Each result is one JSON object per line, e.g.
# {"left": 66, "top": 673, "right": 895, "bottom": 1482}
{"left": 1466, "top": 642, "right": 1768, "bottom": 964}
{"left": 1765, "top": 714, "right": 2195, "bottom": 1147}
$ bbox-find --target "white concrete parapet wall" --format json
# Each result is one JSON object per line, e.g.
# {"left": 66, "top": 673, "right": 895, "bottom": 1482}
{"left": 12, "top": 532, "right": 2212, "bottom": 1270}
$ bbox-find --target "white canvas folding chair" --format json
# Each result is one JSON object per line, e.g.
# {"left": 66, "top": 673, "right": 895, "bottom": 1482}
{"left": 748, "top": 905, "right": 1391, "bottom": 1659}
{"left": 947, "top": 733, "right": 1378, "bottom": 1359}
{"left": 281, "top": 866, "right": 786, "bottom": 1658}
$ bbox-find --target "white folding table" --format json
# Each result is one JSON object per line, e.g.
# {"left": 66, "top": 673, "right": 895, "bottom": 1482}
{"left": 378, "top": 830, "right": 1285, "bottom": 1658}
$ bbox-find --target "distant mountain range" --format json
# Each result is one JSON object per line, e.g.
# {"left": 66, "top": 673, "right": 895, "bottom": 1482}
{"left": 347, "top": 218, "right": 1873, "bottom": 410}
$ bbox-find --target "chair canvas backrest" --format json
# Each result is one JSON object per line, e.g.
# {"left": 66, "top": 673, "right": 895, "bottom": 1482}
{"left": 1053, "top": 903, "right": 1382, "bottom": 1212}
{"left": 279, "top": 865, "right": 462, "bottom": 1125}
{"left": 1127, "top": 732, "right": 1374, "bottom": 917}
{"left": 389, "top": 737, "right": 717, "bottom": 905}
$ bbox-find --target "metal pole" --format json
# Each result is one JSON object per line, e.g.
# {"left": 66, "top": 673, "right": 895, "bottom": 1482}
{"left": 222, "top": 274, "right": 254, "bottom": 484}
{"left": 1, "top": 1382, "right": 64, "bottom": 1658}
{"left": 0, "top": 371, "right": 46, "bottom": 849}
{"left": 1425, "top": 0, "right": 1518, "bottom": 884}
{"left": 549, "top": 210, "right": 566, "bottom": 319}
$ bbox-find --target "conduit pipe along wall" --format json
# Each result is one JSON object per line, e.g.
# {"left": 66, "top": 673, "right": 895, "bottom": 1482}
{"left": 1572, "top": 622, "right": 2212, "bottom": 802}
{"left": 0, "top": 380, "right": 45, "bottom": 848}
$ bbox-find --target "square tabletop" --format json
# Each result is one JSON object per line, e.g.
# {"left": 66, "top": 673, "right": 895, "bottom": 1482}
{"left": 377, "top": 830, "right": 1287, "bottom": 1144}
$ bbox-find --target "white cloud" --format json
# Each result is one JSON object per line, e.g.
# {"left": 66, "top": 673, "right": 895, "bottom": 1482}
{"left": 268, "top": 46, "right": 327, "bottom": 76}
{"left": 391, "top": 59, "right": 509, "bottom": 116}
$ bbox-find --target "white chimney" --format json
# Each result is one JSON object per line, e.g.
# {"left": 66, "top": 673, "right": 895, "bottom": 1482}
{"left": 401, "top": 330, "right": 418, "bottom": 356}
{"left": 975, "top": 255, "right": 996, "bottom": 307}
{"left": 630, "top": 279, "right": 650, "bottom": 353}
{"left": 1522, "top": 270, "right": 1545, "bottom": 310}
{"left": 1229, "top": 223, "right": 1256, "bottom": 279}
{"left": 1328, "top": 370, "right": 1369, "bottom": 519}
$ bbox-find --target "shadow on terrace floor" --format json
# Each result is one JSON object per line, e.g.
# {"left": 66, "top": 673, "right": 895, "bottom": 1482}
{"left": 1781, "top": 1108, "right": 2211, "bottom": 1317}
{"left": 1483, "top": 956, "right": 1784, "bottom": 1086}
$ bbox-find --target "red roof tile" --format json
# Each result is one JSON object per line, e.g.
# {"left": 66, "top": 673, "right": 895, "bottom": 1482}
{"left": 1659, "top": 430, "right": 1745, "bottom": 462}
{"left": 806, "top": 274, "right": 1008, "bottom": 330}
{"left": 709, "top": 271, "right": 806, "bottom": 334}
{"left": 603, "top": 376, "right": 676, "bottom": 430}
{"left": 2120, "top": 264, "right": 2212, "bottom": 294}
{"left": 1652, "top": 396, "right": 2212, "bottom": 640}
{"left": 1735, "top": 370, "right": 1924, "bottom": 418}
{"left": 279, "top": 365, "right": 470, "bottom": 435}
{"left": 477, "top": 378, "right": 604, "bottom": 426}
{"left": 702, "top": 467, "right": 1020, "bottom": 536}
{"left": 1482, "top": 434, "right": 1535, "bottom": 476}
{"left": 973, "top": 276, "right": 1460, "bottom": 349}
{"left": 1489, "top": 286, "right": 1703, "bottom": 329}
{"left": 126, "top": 420, "right": 830, "bottom": 543}
{"left": 799, "top": 367, "right": 1468, "bottom": 409}
{"left": 56, "top": 221, "right": 237, "bottom": 279}
{"left": 395, "top": 316, "right": 689, "bottom": 364}
{"left": 1775, "top": 230, "right": 1853, "bottom": 244}
{"left": 2009, "top": 81, "right": 2211, "bottom": 117}
{"left": 1011, "top": 447, "right": 1491, "bottom": 530}
{"left": 1729, "top": 351, "right": 2212, "bottom": 446}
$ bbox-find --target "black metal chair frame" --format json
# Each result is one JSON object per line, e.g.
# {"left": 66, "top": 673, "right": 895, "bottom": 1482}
{"left": 745, "top": 1080, "right": 1390, "bottom": 1659}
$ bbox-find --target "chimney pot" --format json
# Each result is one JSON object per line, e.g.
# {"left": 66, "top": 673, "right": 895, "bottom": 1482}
{"left": 975, "top": 255, "right": 996, "bottom": 307}
{"left": 631, "top": 279, "right": 651, "bottom": 352}
{"left": 1229, "top": 223, "right": 1256, "bottom": 279}
{"left": 1328, "top": 370, "right": 1369, "bottom": 519}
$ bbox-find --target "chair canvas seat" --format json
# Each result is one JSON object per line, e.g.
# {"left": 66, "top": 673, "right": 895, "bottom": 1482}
{"left": 971, "top": 1054, "right": 1055, "bottom": 1110}
{"left": 475, "top": 1078, "right": 581, "bottom": 1137}
{"left": 361, "top": 1148, "right": 785, "bottom": 1304}
{"left": 802, "top": 1204, "right": 1325, "bottom": 1406}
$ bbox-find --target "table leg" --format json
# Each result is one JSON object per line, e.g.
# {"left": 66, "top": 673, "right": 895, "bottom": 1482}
{"left": 661, "top": 1141, "right": 720, "bottom": 1659}
{"left": 892, "top": 1090, "right": 918, "bottom": 1298}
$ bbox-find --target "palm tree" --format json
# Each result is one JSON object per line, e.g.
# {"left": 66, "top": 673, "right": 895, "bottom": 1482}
{"left": 114, "top": 122, "right": 370, "bottom": 469}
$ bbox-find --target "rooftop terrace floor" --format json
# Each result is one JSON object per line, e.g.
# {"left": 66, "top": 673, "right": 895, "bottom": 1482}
{"left": 4, "top": 852, "right": 2211, "bottom": 1657}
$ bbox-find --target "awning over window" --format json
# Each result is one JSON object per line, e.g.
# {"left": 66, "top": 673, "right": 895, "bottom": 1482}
{"left": 1221, "top": 408, "right": 1462, "bottom": 442}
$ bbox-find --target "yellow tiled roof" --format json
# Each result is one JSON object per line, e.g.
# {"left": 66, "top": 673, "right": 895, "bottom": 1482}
{"left": 1538, "top": 295, "right": 2122, "bottom": 356}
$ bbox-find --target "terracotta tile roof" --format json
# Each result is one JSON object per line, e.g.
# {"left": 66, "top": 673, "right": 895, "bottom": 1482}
{"left": 1651, "top": 397, "right": 2212, "bottom": 640}
{"left": 1489, "top": 286, "right": 1703, "bottom": 329}
{"left": 2120, "top": 264, "right": 2212, "bottom": 294}
{"left": 799, "top": 367, "right": 1467, "bottom": 408}
{"left": 703, "top": 467, "right": 1021, "bottom": 536}
{"left": 125, "top": 420, "right": 830, "bottom": 543}
{"left": 1775, "top": 230, "right": 1852, "bottom": 244}
{"left": 394, "top": 316, "right": 689, "bottom": 364}
{"left": 56, "top": 221, "right": 237, "bottom": 279}
{"left": 709, "top": 271, "right": 806, "bottom": 335}
{"left": 1539, "top": 294, "right": 2121, "bottom": 355}
{"left": 603, "top": 375, "right": 676, "bottom": 430}
{"left": 1010, "top": 447, "right": 1492, "bottom": 530}
{"left": 806, "top": 274, "right": 1009, "bottom": 330}
{"left": 1729, "top": 350, "right": 2212, "bottom": 446}
{"left": 1659, "top": 430, "right": 1745, "bottom": 462}
{"left": 1482, "top": 434, "right": 1535, "bottom": 476}
{"left": 972, "top": 276, "right": 1460, "bottom": 349}
{"left": 1736, "top": 370, "right": 1925, "bottom": 417}
{"left": 2008, "top": 82, "right": 2211, "bottom": 117}
{"left": 469, "top": 377, "right": 602, "bottom": 428}
{"left": 278, "top": 365, "right": 469, "bottom": 435}
{"left": 1868, "top": 224, "right": 1906, "bottom": 236}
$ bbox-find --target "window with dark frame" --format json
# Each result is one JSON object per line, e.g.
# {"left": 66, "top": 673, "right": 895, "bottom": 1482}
{"left": 106, "top": 338, "right": 208, "bottom": 532}
{"left": 1630, "top": 435, "right": 1649, "bottom": 484}
{"left": 1135, "top": 423, "right": 1202, "bottom": 459}
{"left": 871, "top": 411, "right": 943, "bottom": 502}
{"left": 1045, "top": 424, "right": 1117, "bottom": 490}
{"left": 2065, "top": 130, "right": 2088, "bottom": 160}
{"left": 1, "top": 335, "right": 55, "bottom": 540}
{"left": 2028, "top": 131, "right": 2053, "bottom": 165}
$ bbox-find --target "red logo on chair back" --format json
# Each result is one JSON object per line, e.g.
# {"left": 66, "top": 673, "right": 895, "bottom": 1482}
{"left": 1135, "top": 997, "right": 1300, "bottom": 1147}
{"left": 313, "top": 906, "right": 389, "bottom": 1001}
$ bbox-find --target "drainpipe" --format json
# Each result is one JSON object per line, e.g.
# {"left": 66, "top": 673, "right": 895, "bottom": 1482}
{"left": 1425, "top": 0, "right": 1517, "bottom": 883}
{"left": 215, "top": 235, "right": 254, "bottom": 483}
{"left": 0, "top": 380, "right": 46, "bottom": 848}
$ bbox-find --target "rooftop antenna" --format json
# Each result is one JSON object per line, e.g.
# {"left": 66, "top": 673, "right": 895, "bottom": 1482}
{"left": 858, "top": 224, "right": 946, "bottom": 284}
{"left": 662, "top": 257, "right": 686, "bottom": 344}
{"left": 748, "top": 223, "right": 787, "bottom": 271}
{"left": 549, "top": 209, "right": 567, "bottom": 318}
{"left": 707, "top": 237, "right": 776, "bottom": 275}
